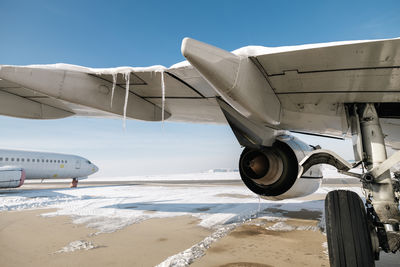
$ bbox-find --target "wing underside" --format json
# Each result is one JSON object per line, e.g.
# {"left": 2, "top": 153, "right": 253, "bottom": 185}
{"left": 253, "top": 38, "right": 400, "bottom": 112}
{"left": 0, "top": 37, "right": 400, "bottom": 145}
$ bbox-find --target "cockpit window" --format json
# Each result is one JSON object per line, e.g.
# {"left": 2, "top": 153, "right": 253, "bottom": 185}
{"left": 86, "top": 160, "right": 91, "bottom": 164}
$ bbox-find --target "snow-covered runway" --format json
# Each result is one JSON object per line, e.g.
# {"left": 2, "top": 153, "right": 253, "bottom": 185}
{"left": 0, "top": 172, "right": 369, "bottom": 266}
{"left": 1, "top": 169, "right": 366, "bottom": 234}
{"left": 1, "top": 182, "right": 332, "bottom": 233}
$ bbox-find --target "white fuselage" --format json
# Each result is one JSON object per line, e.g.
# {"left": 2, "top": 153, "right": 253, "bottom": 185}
{"left": 0, "top": 149, "right": 98, "bottom": 180}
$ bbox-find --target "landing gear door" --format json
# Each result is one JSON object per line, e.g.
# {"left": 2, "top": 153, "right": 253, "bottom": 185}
{"left": 75, "top": 159, "right": 81, "bottom": 169}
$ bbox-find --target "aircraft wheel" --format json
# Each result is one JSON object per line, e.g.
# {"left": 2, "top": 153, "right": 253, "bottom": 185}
{"left": 325, "top": 190, "right": 375, "bottom": 267}
{"left": 70, "top": 178, "right": 78, "bottom": 188}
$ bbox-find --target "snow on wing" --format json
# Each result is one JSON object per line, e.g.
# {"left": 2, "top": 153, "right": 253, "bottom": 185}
{"left": 1, "top": 37, "right": 400, "bottom": 127}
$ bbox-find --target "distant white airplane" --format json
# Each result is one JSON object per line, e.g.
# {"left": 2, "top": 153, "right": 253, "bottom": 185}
{"left": 0, "top": 149, "right": 98, "bottom": 188}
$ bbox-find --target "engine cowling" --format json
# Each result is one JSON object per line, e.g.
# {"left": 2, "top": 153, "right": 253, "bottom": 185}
{"left": 0, "top": 167, "right": 26, "bottom": 188}
{"left": 239, "top": 135, "right": 322, "bottom": 200}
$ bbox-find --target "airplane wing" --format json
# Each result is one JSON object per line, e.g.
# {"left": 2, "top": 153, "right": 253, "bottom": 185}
{"left": 0, "top": 77, "right": 74, "bottom": 119}
{"left": 247, "top": 37, "right": 400, "bottom": 128}
{"left": 0, "top": 63, "right": 225, "bottom": 123}
{"left": 0, "top": 37, "right": 400, "bottom": 145}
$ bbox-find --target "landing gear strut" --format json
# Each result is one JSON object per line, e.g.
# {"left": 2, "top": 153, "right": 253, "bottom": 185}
{"left": 70, "top": 178, "right": 78, "bottom": 188}
{"left": 353, "top": 104, "right": 400, "bottom": 255}
{"left": 300, "top": 103, "right": 400, "bottom": 266}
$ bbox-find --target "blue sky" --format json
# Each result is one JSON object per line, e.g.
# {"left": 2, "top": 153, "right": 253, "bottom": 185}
{"left": 0, "top": 1, "right": 399, "bottom": 176}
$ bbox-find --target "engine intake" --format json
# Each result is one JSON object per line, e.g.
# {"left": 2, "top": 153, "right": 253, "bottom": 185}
{"left": 0, "top": 167, "right": 26, "bottom": 188}
{"left": 239, "top": 135, "right": 322, "bottom": 199}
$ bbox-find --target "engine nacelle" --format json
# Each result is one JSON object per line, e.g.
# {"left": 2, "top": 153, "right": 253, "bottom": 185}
{"left": 239, "top": 135, "right": 322, "bottom": 200}
{"left": 0, "top": 167, "right": 26, "bottom": 188}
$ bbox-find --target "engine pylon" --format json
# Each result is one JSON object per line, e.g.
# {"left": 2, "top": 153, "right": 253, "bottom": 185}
{"left": 181, "top": 38, "right": 281, "bottom": 126}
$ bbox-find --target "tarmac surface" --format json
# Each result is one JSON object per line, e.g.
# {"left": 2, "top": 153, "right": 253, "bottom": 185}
{"left": 1, "top": 177, "right": 399, "bottom": 266}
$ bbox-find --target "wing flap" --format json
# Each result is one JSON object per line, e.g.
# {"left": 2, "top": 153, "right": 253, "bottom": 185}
{"left": 256, "top": 38, "right": 400, "bottom": 75}
{"left": 269, "top": 68, "right": 400, "bottom": 94}
{"left": 147, "top": 98, "right": 226, "bottom": 123}
{"left": 93, "top": 71, "right": 202, "bottom": 98}
{"left": 0, "top": 89, "right": 73, "bottom": 119}
{"left": 168, "top": 67, "right": 218, "bottom": 97}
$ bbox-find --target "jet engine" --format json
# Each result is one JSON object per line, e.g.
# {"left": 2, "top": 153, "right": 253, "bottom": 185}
{"left": 239, "top": 135, "right": 322, "bottom": 200}
{"left": 0, "top": 167, "right": 26, "bottom": 188}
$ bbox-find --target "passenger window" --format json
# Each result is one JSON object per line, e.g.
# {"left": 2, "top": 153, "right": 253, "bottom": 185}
{"left": 21, "top": 158, "right": 24, "bottom": 162}
{"left": 58, "top": 160, "right": 60, "bottom": 163}
{"left": 66, "top": 160, "right": 68, "bottom": 163}
{"left": 0, "top": 157, "right": 2, "bottom": 161}
{"left": 32, "top": 159, "right": 35, "bottom": 162}
{"left": 5, "top": 157, "right": 8, "bottom": 161}
{"left": 11, "top": 158, "right": 14, "bottom": 161}
{"left": 46, "top": 159, "right": 48, "bottom": 163}
{"left": 16, "top": 158, "right": 19, "bottom": 162}
{"left": 27, "top": 159, "right": 30, "bottom": 162}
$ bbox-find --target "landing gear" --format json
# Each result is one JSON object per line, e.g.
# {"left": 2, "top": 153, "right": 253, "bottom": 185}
{"left": 325, "top": 190, "right": 375, "bottom": 267}
{"left": 353, "top": 104, "right": 400, "bottom": 255}
{"left": 70, "top": 178, "right": 78, "bottom": 188}
{"left": 300, "top": 103, "right": 400, "bottom": 265}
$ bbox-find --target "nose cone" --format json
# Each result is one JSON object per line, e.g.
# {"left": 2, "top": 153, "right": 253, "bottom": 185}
{"left": 92, "top": 164, "right": 99, "bottom": 174}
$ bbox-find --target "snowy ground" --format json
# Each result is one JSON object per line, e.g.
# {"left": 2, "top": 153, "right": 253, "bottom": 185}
{"left": 0, "top": 172, "right": 365, "bottom": 266}
{"left": 2, "top": 169, "right": 364, "bottom": 233}
{"left": 1, "top": 175, "right": 362, "bottom": 233}
{"left": 2, "top": 171, "right": 398, "bottom": 266}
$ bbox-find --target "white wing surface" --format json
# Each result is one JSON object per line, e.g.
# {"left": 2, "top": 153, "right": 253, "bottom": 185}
{"left": 0, "top": 63, "right": 226, "bottom": 123}
{"left": 1, "top": 37, "right": 400, "bottom": 146}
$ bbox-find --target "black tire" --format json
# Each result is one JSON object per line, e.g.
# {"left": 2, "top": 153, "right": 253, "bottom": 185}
{"left": 325, "top": 190, "right": 375, "bottom": 267}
